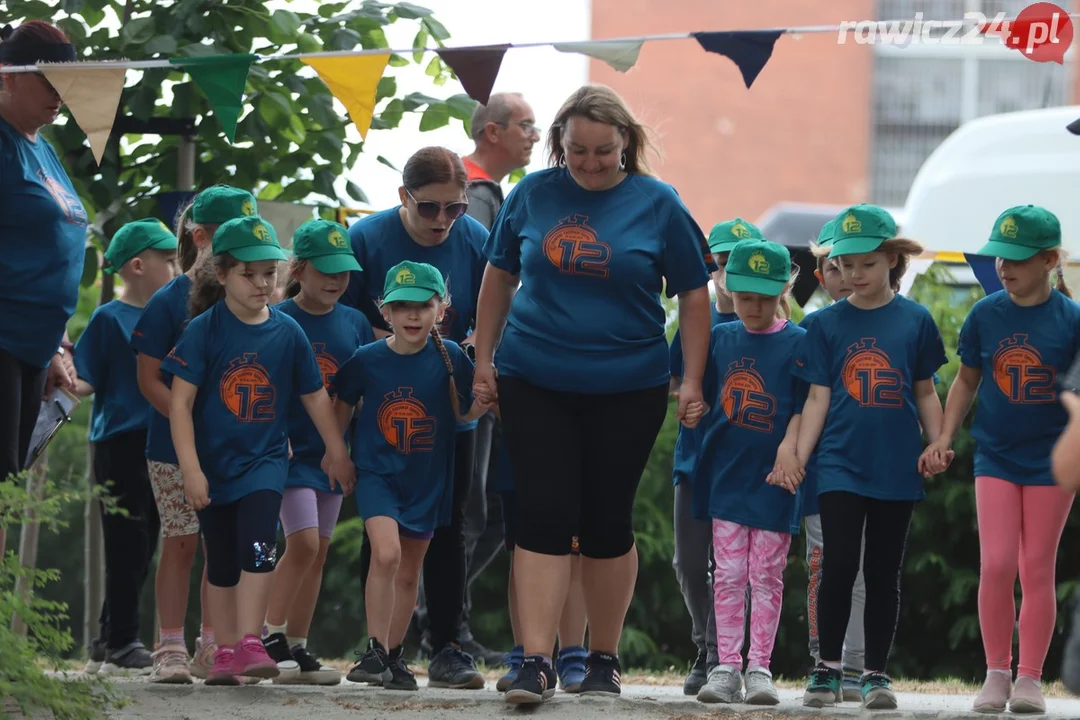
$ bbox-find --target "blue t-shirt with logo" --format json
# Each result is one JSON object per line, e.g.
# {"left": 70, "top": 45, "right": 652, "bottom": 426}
{"left": 958, "top": 289, "right": 1080, "bottom": 486}
{"left": 794, "top": 295, "right": 947, "bottom": 501}
{"left": 74, "top": 300, "right": 151, "bottom": 443}
{"left": 485, "top": 168, "right": 711, "bottom": 394}
{"left": 161, "top": 301, "right": 324, "bottom": 505}
{"left": 131, "top": 274, "right": 193, "bottom": 464}
{"left": 0, "top": 118, "right": 89, "bottom": 368}
{"left": 335, "top": 339, "right": 474, "bottom": 533}
{"left": 670, "top": 306, "right": 738, "bottom": 487}
{"left": 276, "top": 299, "right": 374, "bottom": 493}
{"left": 698, "top": 321, "right": 807, "bottom": 534}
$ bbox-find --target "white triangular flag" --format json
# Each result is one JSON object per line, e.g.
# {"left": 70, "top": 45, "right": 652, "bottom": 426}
{"left": 41, "top": 64, "right": 126, "bottom": 165}
{"left": 553, "top": 40, "right": 645, "bottom": 73}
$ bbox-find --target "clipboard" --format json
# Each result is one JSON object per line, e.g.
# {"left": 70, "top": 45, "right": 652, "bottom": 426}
{"left": 23, "top": 387, "right": 80, "bottom": 470}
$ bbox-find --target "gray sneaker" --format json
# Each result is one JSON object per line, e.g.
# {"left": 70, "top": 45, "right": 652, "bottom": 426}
{"left": 744, "top": 668, "right": 779, "bottom": 705}
{"left": 101, "top": 641, "right": 153, "bottom": 675}
{"left": 697, "top": 664, "right": 743, "bottom": 704}
{"left": 973, "top": 671, "right": 1010, "bottom": 713}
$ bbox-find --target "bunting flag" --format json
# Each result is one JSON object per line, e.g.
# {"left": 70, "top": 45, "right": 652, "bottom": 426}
{"left": 693, "top": 30, "right": 783, "bottom": 89}
{"left": 964, "top": 253, "right": 1005, "bottom": 295}
{"left": 435, "top": 44, "right": 510, "bottom": 105}
{"left": 170, "top": 54, "right": 256, "bottom": 143}
{"left": 553, "top": 40, "right": 644, "bottom": 73}
{"left": 41, "top": 64, "right": 126, "bottom": 165}
{"left": 302, "top": 54, "right": 390, "bottom": 139}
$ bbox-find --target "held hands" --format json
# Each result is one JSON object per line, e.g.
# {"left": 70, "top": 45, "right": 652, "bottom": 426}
{"left": 918, "top": 439, "right": 955, "bottom": 478}
{"left": 766, "top": 444, "right": 805, "bottom": 494}
{"left": 44, "top": 350, "right": 76, "bottom": 398}
{"left": 184, "top": 471, "right": 211, "bottom": 511}
{"left": 676, "top": 379, "right": 708, "bottom": 429}
{"left": 322, "top": 449, "right": 356, "bottom": 496}
{"left": 472, "top": 362, "right": 498, "bottom": 406}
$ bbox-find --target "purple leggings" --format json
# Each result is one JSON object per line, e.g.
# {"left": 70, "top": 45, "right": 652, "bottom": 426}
{"left": 279, "top": 487, "right": 344, "bottom": 539}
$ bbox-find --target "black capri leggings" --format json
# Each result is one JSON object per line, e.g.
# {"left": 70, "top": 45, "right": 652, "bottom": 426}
{"left": 197, "top": 489, "right": 283, "bottom": 588}
{"left": 817, "top": 491, "right": 915, "bottom": 673}
{"left": 497, "top": 376, "right": 668, "bottom": 559}
{"left": 0, "top": 347, "right": 48, "bottom": 484}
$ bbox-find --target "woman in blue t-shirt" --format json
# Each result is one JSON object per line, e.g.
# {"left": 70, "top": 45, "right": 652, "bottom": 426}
{"left": 343, "top": 147, "right": 490, "bottom": 688}
{"left": 923, "top": 206, "right": 1080, "bottom": 715}
{"left": 0, "top": 21, "right": 84, "bottom": 557}
{"left": 471, "top": 84, "right": 712, "bottom": 704}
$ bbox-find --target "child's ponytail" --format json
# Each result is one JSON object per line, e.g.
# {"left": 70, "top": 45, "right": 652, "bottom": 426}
{"left": 1054, "top": 251, "right": 1073, "bottom": 299}
{"left": 776, "top": 266, "right": 801, "bottom": 320}
{"left": 285, "top": 258, "right": 305, "bottom": 299}
{"left": 429, "top": 325, "right": 464, "bottom": 422}
{"left": 175, "top": 199, "right": 199, "bottom": 273}
{"left": 188, "top": 252, "right": 237, "bottom": 318}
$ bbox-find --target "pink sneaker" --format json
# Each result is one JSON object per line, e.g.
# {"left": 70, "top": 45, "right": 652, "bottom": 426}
{"left": 230, "top": 635, "right": 279, "bottom": 679}
{"left": 205, "top": 646, "right": 241, "bottom": 686}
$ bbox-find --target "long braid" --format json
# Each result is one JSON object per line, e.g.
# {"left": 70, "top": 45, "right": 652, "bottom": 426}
{"left": 430, "top": 326, "right": 464, "bottom": 422}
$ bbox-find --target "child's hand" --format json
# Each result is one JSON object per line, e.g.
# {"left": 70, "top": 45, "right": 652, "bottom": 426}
{"left": 918, "top": 439, "right": 954, "bottom": 477}
{"left": 288, "top": 440, "right": 293, "bottom": 461}
{"left": 184, "top": 471, "right": 211, "bottom": 511}
{"left": 324, "top": 450, "right": 356, "bottom": 496}
{"left": 681, "top": 399, "right": 708, "bottom": 429}
{"left": 771, "top": 445, "right": 805, "bottom": 495}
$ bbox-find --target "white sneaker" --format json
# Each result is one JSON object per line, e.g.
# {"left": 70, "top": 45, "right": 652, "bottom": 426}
{"left": 744, "top": 667, "right": 779, "bottom": 705}
{"left": 698, "top": 664, "right": 743, "bottom": 704}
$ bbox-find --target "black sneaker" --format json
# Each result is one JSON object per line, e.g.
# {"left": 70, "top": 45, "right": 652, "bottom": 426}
{"left": 289, "top": 646, "right": 342, "bottom": 686}
{"left": 581, "top": 651, "right": 622, "bottom": 697}
{"left": 101, "top": 641, "right": 153, "bottom": 675}
{"left": 346, "top": 638, "right": 390, "bottom": 685}
{"left": 461, "top": 637, "right": 506, "bottom": 668}
{"left": 262, "top": 633, "right": 300, "bottom": 679}
{"left": 84, "top": 639, "right": 106, "bottom": 674}
{"left": 683, "top": 646, "right": 708, "bottom": 695}
{"left": 427, "top": 644, "right": 485, "bottom": 689}
{"left": 384, "top": 645, "right": 418, "bottom": 691}
{"left": 504, "top": 656, "right": 557, "bottom": 705}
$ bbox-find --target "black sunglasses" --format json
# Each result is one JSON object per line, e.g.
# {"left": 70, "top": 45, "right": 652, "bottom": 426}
{"left": 405, "top": 188, "right": 468, "bottom": 221}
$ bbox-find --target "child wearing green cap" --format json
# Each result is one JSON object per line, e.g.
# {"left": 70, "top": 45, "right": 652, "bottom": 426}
{"left": 334, "top": 260, "right": 491, "bottom": 691}
{"left": 694, "top": 239, "right": 805, "bottom": 706}
{"left": 261, "top": 219, "right": 373, "bottom": 686}
{"left": 163, "top": 216, "right": 355, "bottom": 685}
{"left": 921, "top": 205, "right": 1079, "bottom": 714}
{"left": 131, "top": 184, "right": 260, "bottom": 683}
{"left": 795, "top": 204, "right": 947, "bottom": 710}
{"left": 75, "top": 219, "right": 178, "bottom": 675}
{"left": 669, "top": 217, "right": 747, "bottom": 695}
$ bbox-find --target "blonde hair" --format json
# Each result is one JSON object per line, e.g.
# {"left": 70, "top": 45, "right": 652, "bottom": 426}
{"left": 1047, "top": 248, "right": 1073, "bottom": 299}
{"left": 811, "top": 237, "right": 923, "bottom": 291}
{"left": 777, "top": 266, "right": 801, "bottom": 320}
{"left": 546, "top": 84, "right": 660, "bottom": 177}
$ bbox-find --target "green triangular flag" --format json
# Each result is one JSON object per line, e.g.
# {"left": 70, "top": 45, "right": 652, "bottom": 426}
{"left": 170, "top": 54, "right": 256, "bottom": 143}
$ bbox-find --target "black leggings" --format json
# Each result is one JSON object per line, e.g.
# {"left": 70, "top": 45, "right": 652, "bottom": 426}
{"left": 498, "top": 376, "right": 668, "bottom": 559}
{"left": 818, "top": 491, "right": 915, "bottom": 672}
{"left": 197, "top": 490, "right": 282, "bottom": 588}
{"left": 0, "top": 347, "right": 48, "bottom": 484}
{"left": 359, "top": 429, "right": 476, "bottom": 651}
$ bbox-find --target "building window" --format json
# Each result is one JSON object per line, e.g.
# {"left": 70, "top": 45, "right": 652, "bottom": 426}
{"left": 869, "top": 1, "right": 1072, "bottom": 206}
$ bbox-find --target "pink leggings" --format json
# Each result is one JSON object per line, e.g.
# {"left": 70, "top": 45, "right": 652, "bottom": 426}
{"left": 976, "top": 476, "right": 1074, "bottom": 680}
{"left": 713, "top": 519, "right": 791, "bottom": 670}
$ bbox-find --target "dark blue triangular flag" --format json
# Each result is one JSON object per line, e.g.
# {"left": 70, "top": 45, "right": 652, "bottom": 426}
{"left": 693, "top": 30, "right": 782, "bottom": 88}
{"left": 965, "top": 252, "right": 1002, "bottom": 296}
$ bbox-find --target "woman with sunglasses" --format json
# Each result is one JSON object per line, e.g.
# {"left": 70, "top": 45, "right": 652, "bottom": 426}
{"left": 343, "top": 146, "right": 490, "bottom": 689}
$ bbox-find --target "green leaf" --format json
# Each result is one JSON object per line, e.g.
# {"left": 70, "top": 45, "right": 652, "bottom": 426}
{"left": 80, "top": 244, "right": 98, "bottom": 288}
{"left": 296, "top": 32, "right": 322, "bottom": 53}
{"left": 388, "top": 54, "right": 410, "bottom": 68}
{"left": 419, "top": 102, "right": 450, "bottom": 131}
{"left": 509, "top": 167, "right": 526, "bottom": 184}
{"left": 377, "top": 97, "right": 405, "bottom": 129}
{"left": 120, "top": 16, "right": 156, "bottom": 47}
{"left": 346, "top": 180, "right": 369, "bottom": 203}
{"left": 446, "top": 93, "right": 477, "bottom": 120}
{"left": 327, "top": 28, "right": 362, "bottom": 50}
{"left": 376, "top": 155, "right": 399, "bottom": 172}
{"left": 361, "top": 27, "right": 389, "bottom": 49}
{"left": 411, "top": 26, "right": 429, "bottom": 63}
{"left": 55, "top": 18, "right": 87, "bottom": 45}
{"left": 375, "top": 76, "right": 397, "bottom": 102}
{"left": 288, "top": 114, "right": 307, "bottom": 144}
{"left": 318, "top": 2, "right": 349, "bottom": 18}
{"left": 394, "top": 1, "right": 434, "bottom": 19}
{"left": 144, "top": 35, "right": 178, "bottom": 55}
{"left": 268, "top": 9, "right": 301, "bottom": 44}
{"left": 258, "top": 92, "right": 293, "bottom": 126}
{"left": 79, "top": 4, "right": 105, "bottom": 28}
{"left": 422, "top": 16, "right": 450, "bottom": 41}
{"left": 424, "top": 55, "right": 442, "bottom": 78}
{"left": 61, "top": 0, "right": 83, "bottom": 14}
{"left": 314, "top": 169, "right": 337, "bottom": 200}
{"left": 402, "top": 91, "right": 440, "bottom": 111}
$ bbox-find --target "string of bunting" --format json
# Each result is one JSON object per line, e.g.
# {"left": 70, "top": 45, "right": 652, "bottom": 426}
{"left": 3, "top": 15, "right": 1074, "bottom": 165}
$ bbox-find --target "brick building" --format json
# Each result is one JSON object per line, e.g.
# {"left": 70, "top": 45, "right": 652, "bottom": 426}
{"left": 588, "top": 0, "right": 1077, "bottom": 228}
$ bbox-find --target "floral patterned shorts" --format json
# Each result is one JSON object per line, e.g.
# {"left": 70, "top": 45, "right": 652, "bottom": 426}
{"left": 147, "top": 461, "right": 200, "bottom": 538}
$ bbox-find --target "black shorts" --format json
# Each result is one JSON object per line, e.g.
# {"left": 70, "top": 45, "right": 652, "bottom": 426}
{"left": 0, "top": 347, "right": 48, "bottom": 483}
{"left": 197, "top": 490, "right": 283, "bottom": 588}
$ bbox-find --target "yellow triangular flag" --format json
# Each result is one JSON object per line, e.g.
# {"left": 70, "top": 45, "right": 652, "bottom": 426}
{"left": 41, "top": 64, "right": 126, "bottom": 165}
{"left": 302, "top": 54, "right": 390, "bottom": 139}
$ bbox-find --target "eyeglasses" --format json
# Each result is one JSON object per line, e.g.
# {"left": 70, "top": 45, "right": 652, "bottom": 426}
{"left": 496, "top": 121, "right": 541, "bottom": 137}
{"left": 404, "top": 188, "right": 469, "bottom": 221}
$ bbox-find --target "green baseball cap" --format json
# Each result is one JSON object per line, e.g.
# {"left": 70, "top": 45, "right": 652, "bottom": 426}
{"left": 828, "top": 204, "right": 897, "bottom": 258}
{"left": 293, "top": 219, "right": 362, "bottom": 274}
{"left": 725, "top": 239, "right": 791, "bottom": 296}
{"left": 103, "top": 219, "right": 178, "bottom": 274}
{"left": 977, "top": 205, "right": 1061, "bottom": 261}
{"left": 816, "top": 218, "right": 837, "bottom": 247}
{"left": 381, "top": 260, "right": 446, "bottom": 306}
{"left": 191, "top": 186, "right": 258, "bottom": 225}
{"left": 708, "top": 218, "right": 764, "bottom": 255}
{"left": 212, "top": 216, "right": 288, "bottom": 262}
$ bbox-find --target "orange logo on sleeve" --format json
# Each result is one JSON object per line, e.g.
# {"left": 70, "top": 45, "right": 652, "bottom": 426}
{"left": 377, "top": 387, "right": 436, "bottom": 454}
{"left": 219, "top": 353, "right": 277, "bottom": 422}
{"left": 312, "top": 343, "right": 340, "bottom": 398}
{"left": 992, "top": 334, "right": 1056, "bottom": 404}
{"left": 720, "top": 358, "right": 776, "bottom": 433}
{"left": 842, "top": 339, "right": 903, "bottom": 408}
{"left": 542, "top": 214, "right": 611, "bottom": 278}
{"left": 37, "top": 169, "right": 88, "bottom": 226}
